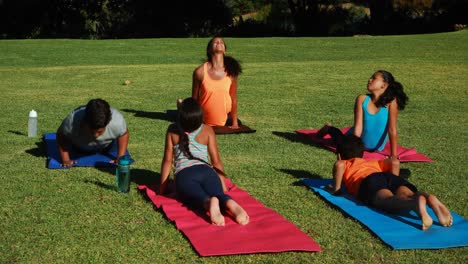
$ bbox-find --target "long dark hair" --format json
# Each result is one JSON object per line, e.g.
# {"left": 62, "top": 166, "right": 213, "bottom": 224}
{"left": 374, "top": 70, "right": 409, "bottom": 110}
{"left": 177, "top": 97, "right": 203, "bottom": 160}
{"left": 176, "top": 97, "right": 227, "bottom": 177}
{"left": 206, "top": 36, "right": 242, "bottom": 77}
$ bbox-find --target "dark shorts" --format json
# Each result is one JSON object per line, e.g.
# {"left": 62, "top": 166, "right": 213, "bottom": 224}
{"left": 358, "top": 172, "right": 418, "bottom": 206}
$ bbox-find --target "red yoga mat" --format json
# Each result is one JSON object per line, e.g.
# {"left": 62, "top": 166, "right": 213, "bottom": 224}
{"left": 138, "top": 179, "right": 321, "bottom": 256}
{"left": 296, "top": 127, "right": 433, "bottom": 163}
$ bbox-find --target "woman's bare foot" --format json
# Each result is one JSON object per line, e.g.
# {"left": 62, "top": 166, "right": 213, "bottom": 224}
{"left": 427, "top": 195, "right": 453, "bottom": 227}
{"left": 417, "top": 195, "right": 433, "bottom": 230}
{"left": 316, "top": 122, "right": 331, "bottom": 138}
{"left": 226, "top": 200, "right": 249, "bottom": 225}
{"left": 209, "top": 197, "right": 225, "bottom": 226}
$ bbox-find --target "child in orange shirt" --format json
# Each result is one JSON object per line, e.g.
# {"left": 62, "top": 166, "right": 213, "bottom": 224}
{"left": 327, "top": 134, "right": 453, "bottom": 230}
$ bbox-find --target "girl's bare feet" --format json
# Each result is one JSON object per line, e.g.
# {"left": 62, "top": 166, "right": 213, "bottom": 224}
{"left": 427, "top": 195, "right": 453, "bottom": 227}
{"left": 226, "top": 200, "right": 249, "bottom": 225}
{"left": 209, "top": 197, "right": 225, "bottom": 226}
{"left": 316, "top": 122, "right": 331, "bottom": 138}
{"left": 417, "top": 195, "right": 433, "bottom": 230}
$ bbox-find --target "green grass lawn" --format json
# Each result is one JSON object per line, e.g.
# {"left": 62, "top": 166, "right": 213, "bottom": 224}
{"left": 0, "top": 31, "right": 467, "bottom": 263}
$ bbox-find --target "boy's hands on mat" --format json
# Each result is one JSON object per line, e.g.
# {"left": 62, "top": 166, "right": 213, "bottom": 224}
{"left": 325, "top": 184, "right": 341, "bottom": 195}
{"left": 61, "top": 160, "right": 77, "bottom": 167}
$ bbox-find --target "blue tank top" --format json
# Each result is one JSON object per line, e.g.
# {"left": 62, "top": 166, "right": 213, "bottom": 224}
{"left": 361, "top": 95, "right": 388, "bottom": 151}
{"left": 173, "top": 125, "right": 209, "bottom": 174}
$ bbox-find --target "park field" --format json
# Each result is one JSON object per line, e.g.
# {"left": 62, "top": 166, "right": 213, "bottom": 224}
{"left": 0, "top": 31, "right": 467, "bottom": 263}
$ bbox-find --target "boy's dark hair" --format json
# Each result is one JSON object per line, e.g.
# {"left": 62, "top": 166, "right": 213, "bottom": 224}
{"left": 337, "top": 134, "right": 365, "bottom": 160}
{"left": 84, "top": 99, "right": 112, "bottom": 129}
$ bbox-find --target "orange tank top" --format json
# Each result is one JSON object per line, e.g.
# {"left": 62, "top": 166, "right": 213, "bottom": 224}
{"left": 198, "top": 62, "right": 232, "bottom": 126}
{"left": 343, "top": 158, "right": 385, "bottom": 196}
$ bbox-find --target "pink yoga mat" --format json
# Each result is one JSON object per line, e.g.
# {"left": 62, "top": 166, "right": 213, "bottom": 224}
{"left": 138, "top": 179, "right": 321, "bottom": 256}
{"left": 296, "top": 127, "right": 433, "bottom": 163}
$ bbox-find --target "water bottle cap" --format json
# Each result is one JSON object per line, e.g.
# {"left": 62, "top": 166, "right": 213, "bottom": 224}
{"left": 118, "top": 156, "right": 131, "bottom": 165}
{"left": 29, "top": 110, "right": 37, "bottom": 117}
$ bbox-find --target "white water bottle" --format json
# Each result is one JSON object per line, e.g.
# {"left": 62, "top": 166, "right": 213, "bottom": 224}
{"left": 28, "top": 110, "right": 37, "bottom": 137}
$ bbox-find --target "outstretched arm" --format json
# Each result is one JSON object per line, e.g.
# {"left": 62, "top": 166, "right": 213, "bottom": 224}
{"left": 56, "top": 131, "right": 76, "bottom": 167}
{"left": 113, "top": 129, "right": 129, "bottom": 163}
{"left": 387, "top": 99, "right": 399, "bottom": 158}
{"left": 160, "top": 129, "right": 174, "bottom": 194}
{"left": 353, "top": 95, "right": 366, "bottom": 137}
{"left": 207, "top": 126, "right": 227, "bottom": 191}
{"left": 192, "top": 66, "right": 203, "bottom": 101}
{"left": 229, "top": 76, "right": 239, "bottom": 128}
{"left": 382, "top": 157, "right": 400, "bottom": 176}
{"left": 327, "top": 160, "right": 346, "bottom": 195}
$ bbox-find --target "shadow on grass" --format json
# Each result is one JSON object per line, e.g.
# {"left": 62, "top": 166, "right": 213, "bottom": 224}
{"left": 278, "top": 168, "right": 323, "bottom": 179}
{"left": 272, "top": 131, "right": 325, "bottom": 149}
{"left": 277, "top": 168, "right": 324, "bottom": 187}
{"left": 94, "top": 167, "right": 161, "bottom": 186}
{"left": 84, "top": 179, "right": 116, "bottom": 191}
{"left": 8, "top": 130, "right": 27, "bottom": 136}
{"left": 25, "top": 138, "right": 47, "bottom": 158}
{"left": 122, "top": 109, "right": 176, "bottom": 122}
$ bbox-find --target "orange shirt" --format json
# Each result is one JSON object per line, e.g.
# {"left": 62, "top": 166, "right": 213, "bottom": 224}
{"left": 198, "top": 62, "right": 232, "bottom": 126}
{"left": 343, "top": 158, "right": 385, "bottom": 196}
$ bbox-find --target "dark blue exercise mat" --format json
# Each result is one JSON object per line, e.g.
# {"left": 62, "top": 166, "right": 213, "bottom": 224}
{"left": 212, "top": 125, "right": 256, "bottom": 134}
{"left": 301, "top": 178, "right": 468, "bottom": 250}
{"left": 44, "top": 133, "right": 134, "bottom": 169}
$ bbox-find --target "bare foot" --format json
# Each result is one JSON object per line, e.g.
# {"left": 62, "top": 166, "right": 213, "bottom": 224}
{"left": 427, "top": 195, "right": 453, "bottom": 227}
{"left": 226, "top": 200, "right": 249, "bottom": 225}
{"left": 417, "top": 195, "right": 433, "bottom": 230}
{"left": 316, "top": 122, "right": 331, "bottom": 138}
{"left": 209, "top": 197, "right": 225, "bottom": 226}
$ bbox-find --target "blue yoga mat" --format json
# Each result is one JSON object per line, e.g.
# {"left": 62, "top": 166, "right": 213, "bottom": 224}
{"left": 301, "top": 178, "right": 468, "bottom": 250}
{"left": 44, "top": 133, "right": 134, "bottom": 169}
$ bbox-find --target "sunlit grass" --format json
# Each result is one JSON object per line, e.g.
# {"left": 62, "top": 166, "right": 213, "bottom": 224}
{"left": 0, "top": 31, "right": 467, "bottom": 263}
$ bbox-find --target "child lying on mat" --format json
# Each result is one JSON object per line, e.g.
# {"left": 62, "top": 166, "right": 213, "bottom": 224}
{"left": 160, "top": 97, "right": 249, "bottom": 226}
{"left": 57, "top": 98, "right": 129, "bottom": 167}
{"left": 317, "top": 70, "right": 408, "bottom": 159}
{"left": 326, "top": 134, "right": 452, "bottom": 230}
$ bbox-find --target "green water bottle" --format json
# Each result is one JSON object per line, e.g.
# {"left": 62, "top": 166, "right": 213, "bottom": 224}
{"left": 116, "top": 156, "right": 131, "bottom": 193}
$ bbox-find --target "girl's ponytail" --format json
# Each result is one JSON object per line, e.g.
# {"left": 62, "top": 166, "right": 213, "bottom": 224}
{"left": 375, "top": 70, "right": 409, "bottom": 110}
{"left": 179, "top": 130, "right": 195, "bottom": 160}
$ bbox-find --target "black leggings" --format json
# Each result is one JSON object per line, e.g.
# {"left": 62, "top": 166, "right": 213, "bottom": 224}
{"left": 175, "top": 164, "right": 232, "bottom": 209}
{"left": 326, "top": 126, "right": 346, "bottom": 146}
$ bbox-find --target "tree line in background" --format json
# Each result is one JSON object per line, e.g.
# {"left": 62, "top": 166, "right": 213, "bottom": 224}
{"left": 1, "top": 0, "right": 467, "bottom": 39}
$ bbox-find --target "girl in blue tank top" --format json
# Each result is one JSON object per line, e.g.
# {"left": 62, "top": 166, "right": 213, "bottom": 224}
{"left": 317, "top": 70, "right": 408, "bottom": 160}
{"left": 160, "top": 98, "right": 249, "bottom": 226}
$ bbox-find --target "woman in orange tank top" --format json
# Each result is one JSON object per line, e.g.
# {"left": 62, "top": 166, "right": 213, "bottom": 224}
{"left": 192, "top": 36, "right": 242, "bottom": 128}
